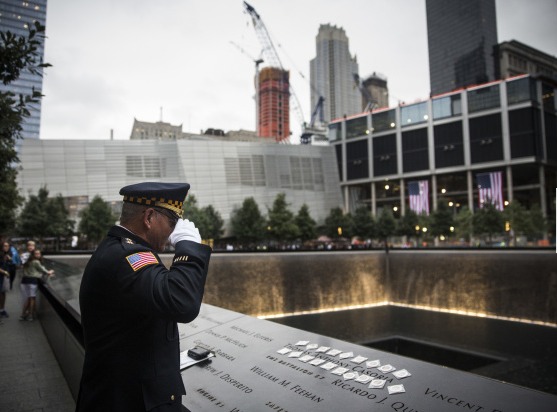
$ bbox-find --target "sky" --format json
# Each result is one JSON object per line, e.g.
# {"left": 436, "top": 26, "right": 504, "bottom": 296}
{"left": 40, "top": 0, "right": 557, "bottom": 143}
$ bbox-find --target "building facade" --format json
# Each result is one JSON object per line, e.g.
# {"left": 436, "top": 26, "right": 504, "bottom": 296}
{"left": 17, "top": 138, "right": 343, "bottom": 234}
{"left": 258, "top": 67, "right": 290, "bottom": 142}
{"left": 362, "top": 73, "right": 389, "bottom": 111}
{"left": 310, "top": 24, "right": 362, "bottom": 123}
{"left": 129, "top": 119, "right": 183, "bottom": 140}
{"left": 495, "top": 40, "right": 557, "bottom": 81}
{"left": 0, "top": 0, "right": 48, "bottom": 139}
{"left": 426, "top": 0, "right": 498, "bottom": 96}
{"left": 328, "top": 75, "right": 556, "bottom": 220}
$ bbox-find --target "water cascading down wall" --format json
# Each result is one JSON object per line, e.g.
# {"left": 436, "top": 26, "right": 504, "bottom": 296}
{"left": 182, "top": 250, "right": 557, "bottom": 326}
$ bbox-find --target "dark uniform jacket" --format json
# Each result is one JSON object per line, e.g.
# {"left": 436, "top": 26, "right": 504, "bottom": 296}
{"left": 76, "top": 226, "right": 211, "bottom": 412}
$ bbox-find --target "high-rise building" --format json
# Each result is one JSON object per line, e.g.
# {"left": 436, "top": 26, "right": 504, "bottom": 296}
{"left": 362, "top": 73, "right": 389, "bottom": 110}
{"left": 0, "top": 0, "right": 48, "bottom": 139}
{"left": 258, "top": 67, "right": 290, "bottom": 142}
{"left": 310, "top": 24, "right": 362, "bottom": 123}
{"left": 426, "top": 0, "right": 498, "bottom": 96}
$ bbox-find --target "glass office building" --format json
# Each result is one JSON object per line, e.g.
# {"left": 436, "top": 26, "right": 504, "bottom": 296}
{"left": 0, "top": 0, "right": 48, "bottom": 139}
{"left": 328, "top": 75, "right": 557, "bottom": 219}
{"left": 310, "top": 24, "right": 362, "bottom": 123}
{"left": 426, "top": 0, "right": 498, "bottom": 96}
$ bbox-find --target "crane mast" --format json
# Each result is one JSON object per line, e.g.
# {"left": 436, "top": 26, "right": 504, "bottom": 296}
{"left": 243, "top": 1, "right": 306, "bottom": 143}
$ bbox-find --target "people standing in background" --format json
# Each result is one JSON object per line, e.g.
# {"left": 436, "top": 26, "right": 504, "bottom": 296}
{"left": 20, "top": 240, "right": 36, "bottom": 265}
{"left": 20, "top": 249, "right": 54, "bottom": 321}
{"left": 0, "top": 251, "right": 11, "bottom": 321}
{"left": 2, "top": 241, "right": 21, "bottom": 290}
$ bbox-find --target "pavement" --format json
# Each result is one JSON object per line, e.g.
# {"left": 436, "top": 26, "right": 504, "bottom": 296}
{"left": 0, "top": 280, "right": 76, "bottom": 412}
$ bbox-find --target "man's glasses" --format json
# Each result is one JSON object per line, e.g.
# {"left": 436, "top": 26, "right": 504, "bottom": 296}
{"left": 153, "top": 208, "right": 179, "bottom": 229}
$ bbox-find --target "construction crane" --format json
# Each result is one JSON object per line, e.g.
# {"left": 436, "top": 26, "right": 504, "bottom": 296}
{"left": 353, "top": 73, "right": 378, "bottom": 112}
{"left": 230, "top": 41, "right": 264, "bottom": 135}
{"left": 243, "top": 1, "right": 308, "bottom": 143}
{"left": 230, "top": 41, "right": 264, "bottom": 70}
{"left": 300, "top": 95, "right": 325, "bottom": 144}
{"left": 274, "top": 40, "right": 327, "bottom": 143}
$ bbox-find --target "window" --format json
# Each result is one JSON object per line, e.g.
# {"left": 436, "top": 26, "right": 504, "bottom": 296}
{"left": 346, "top": 115, "right": 369, "bottom": 139}
{"left": 372, "top": 109, "right": 396, "bottom": 133}
{"left": 401, "top": 102, "right": 428, "bottom": 127}
{"left": 402, "top": 129, "right": 429, "bottom": 172}
{"left": 469, "top": 114, "right": 503, "bottom": 163}
{"left": 433, "top": 94, "right": 462, "bottom": 119}
{"left": 507, "top": 77, "right": 536, "bottom": 105}
{"left": 434, "top": 121, "right": 464, "bottom": 168}
{"left": 346, "top": 140, "right": 369, "bottom": 180}
{"left": 373, "top": 134, "right": 397, "bottom": 176}
{"left": 468, "top": 84, "right": 500, "bottom": 113}
{"left": 328, "top": 122, "right": 342, "bottom": 142}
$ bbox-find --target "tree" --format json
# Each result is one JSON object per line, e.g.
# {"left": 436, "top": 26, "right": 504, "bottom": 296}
{"left": 376, "top": 208, "right": 396, "bottom": 244}
{"left": 230, "top": 197, "right": 266, "bottom": 244}
{"left": 183, "top": 194, "right": 204, "bottom": 225}
{"left": 472, "top": 203, "right": 504, "bottom": 243}
{"left": 266, "top": 193, "right": 300, "bottom": 242}
{"left": 17, "top": 186, "right": 74, "bottom": 248}
{"left": 201, "top": 204, "right": 224, "bottom": 240}
{"left": 0, "top": 22, "right": 50, "bottom": 236}
{"left": 352, "top": 206, "right": 376, "bottom": 239}
{"left": 396, "top": 210, "right": 419, "bottom": 238}
{"left": 79, "top": 195, "right": 117, "bottom": 247}
{"left": 295, "top": 204, "right": 316, "bottom": 242}
{"left": 502, "top": 201, "right": 530, "bottom": 245}
{"left": 454, "top": 206, "right": 474, "bottom": 243}
{"left": 183, "top": 195, "right": 224, "bottom": 240}
{"left": 323, "top": 207, "right": 353, "bottom": 238}
{"left": 526, "top": 205, "right": 547, "bottom": 240}
{"left": 430, "top": 201, "right": 454, "bottom": 238}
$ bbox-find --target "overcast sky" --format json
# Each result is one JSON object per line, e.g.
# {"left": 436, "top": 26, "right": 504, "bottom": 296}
{"left": 40, "top": 0, "right": 557, "bottom": 143}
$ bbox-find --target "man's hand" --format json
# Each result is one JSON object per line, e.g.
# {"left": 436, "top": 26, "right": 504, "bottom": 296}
{"left": 169, "top": 219, "right": 201, "bottom": 245}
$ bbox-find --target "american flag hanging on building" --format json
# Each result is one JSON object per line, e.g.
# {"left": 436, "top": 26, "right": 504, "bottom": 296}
{"left": 408, "top": 180, "right": 430, "bottom": 215}
{"left": 477, "top": 171, "right": 503, "bottom": 211}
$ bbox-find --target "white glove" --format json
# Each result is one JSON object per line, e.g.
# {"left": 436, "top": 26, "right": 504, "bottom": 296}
{"left": 169, "top": 219, "right": 201, "bottom": 245}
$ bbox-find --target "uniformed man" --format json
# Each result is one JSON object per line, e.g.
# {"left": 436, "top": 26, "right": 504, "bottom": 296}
{"left": 76, "top": 182, "right": 211, "bottom": 412}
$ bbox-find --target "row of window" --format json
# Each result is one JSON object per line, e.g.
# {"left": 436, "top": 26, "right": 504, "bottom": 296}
{"left": 329, "top": 77, "right": 541, "bottom": 142}
{"left": 224, "top": 155, "right": 325, "bottom": 192}
{"left": 336, "top": 107, "right": 551, "bottom": 181}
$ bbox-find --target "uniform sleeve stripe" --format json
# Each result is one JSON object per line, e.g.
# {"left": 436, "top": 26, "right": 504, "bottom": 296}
{"left": 126, "top": 252, "right": 158, "bottom": 271}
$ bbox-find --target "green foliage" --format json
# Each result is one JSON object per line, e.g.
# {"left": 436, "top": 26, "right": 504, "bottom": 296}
{"left": 0, "top": 22, "right": 50, "bottom": 236}
{"left": 17, "top": 186, "right": 74, "bottom": 241}
{"left": 200, "top": 204, "right": 224, "bottom": 240}
{"left": 183, "top": 194, "right": 224, "bottom": 240}
{"left": 472, "top": 203, "right": 504, "bottom": 241}
{"left": 294, "top": 204, "right": 316, "bottom": 242}
{"left": 266, "top": 193, "right": 300, "bottom": 242}
{"left": 430, "top": 201, "right": 454, "bottom": 237}
{"left": 396, "top": 209, "right": 419, "bottom": 237}
{"left": 323, "top": 207, "right": 353, "bottom": 238}
{"left": 230, "top": 197, "right": 266, "bottom": 242}
{"left": 376, "top": 208, "right": 396, "bottom": 240}
{"left": 78, "top": 195, "right": 117, "bottom": 246}
{"left": 352, "top": 206, "right": 376, "bottom": 239}
{"left": 454, "top": 206, "right": 473, "bottom": 241}
{"left": 527, "top": 205, "right": 547, "bottom": 239}
{"left": 502, "top": 201, "right": 530, "bottom": 237}
{"left": 0, "top": 167, "right": 20, "bottom": 235}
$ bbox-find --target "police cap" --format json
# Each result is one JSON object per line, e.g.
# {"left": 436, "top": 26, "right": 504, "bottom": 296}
{"left": 119, "top": 182, "right": 190, "bottom": 218}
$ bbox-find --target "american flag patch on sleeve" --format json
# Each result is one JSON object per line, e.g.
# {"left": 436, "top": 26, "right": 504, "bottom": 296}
{"left": 126, "top": 252, "right": 158, "bottom": 271}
